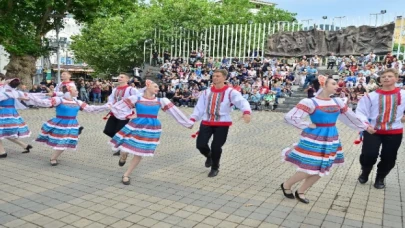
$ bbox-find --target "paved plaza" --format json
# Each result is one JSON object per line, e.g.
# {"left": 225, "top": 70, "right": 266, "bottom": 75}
{"left": 0, "top": 108, "right": 404, "bottom": 228}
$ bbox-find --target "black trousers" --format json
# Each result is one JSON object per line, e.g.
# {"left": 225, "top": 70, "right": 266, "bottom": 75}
{"left": 103, "top": 115, "right": 130, "bottom": 138}
{"left": 327, "top": 62, "right": 335, "bottom": 69}
{"left": 196, "top": 124, "right": 229, "bottom": 170}
{"left": 360, "top": 132, "right": 402, "bottom": 178}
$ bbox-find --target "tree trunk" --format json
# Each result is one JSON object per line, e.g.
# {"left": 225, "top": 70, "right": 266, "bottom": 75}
{"left": 4, "top": 54, "right": 37, "bottom": 86}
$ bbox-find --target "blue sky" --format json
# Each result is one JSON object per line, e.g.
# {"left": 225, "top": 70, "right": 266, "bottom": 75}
{"left": 272, "top": 0, "right": 404, "bottom": 21}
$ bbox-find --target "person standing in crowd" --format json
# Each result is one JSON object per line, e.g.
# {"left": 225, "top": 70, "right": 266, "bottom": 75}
{"left": 302, "top": 64, "right": 317, "bottom": 89}
{"left": 281, "top": 75, "right": 370, "bottom": 204}
{"left": 92, "top": 81, "right": 102, "bottom": 104}
{"left": 108, "top": 80, "right": 193, "bottom": 185}
{"left": 103, "top": 74, "right": 140, "bottom": 156}
{"left": 190, "top": 69, "right": 252, "bottom": 177}
{"left": 27, "top": 86, "right": 110, "bottom": 166}
{"left": 0, "top": 79, "right": 33, "bottom": 158}
{"left": 327, "top": 53, "right": 336, "bottom": 70}
{"left": 356, "top": 69, "right": 405, "bottom": 189}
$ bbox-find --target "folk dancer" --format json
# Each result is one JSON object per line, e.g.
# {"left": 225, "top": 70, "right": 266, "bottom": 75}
{"left": 190, "top": 69, "right": 252, "bottom": 177}
{"left": 109, "top": 79, "right": 193, "bottom": 185}
{"left": 27, "top": 86, "right": 110, "bottom": 166}
{"left": 356, "top": 69, "right": 405, "bottom": 189}
{"left": 49, "top": 71, "right": 84, "bottom": 134}
{"left": 103, "top": 73, "right": 140, "bottom": 156}
{"left": 281, "top": 75, "right": 371, "bottom": 204}
{"left": 0, "top": 79, "right": 33, "bottom": 158}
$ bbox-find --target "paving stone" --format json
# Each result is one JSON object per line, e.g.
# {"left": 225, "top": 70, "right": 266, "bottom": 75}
{"left": 0, "top": 110, "right": 403, "bottom": 228}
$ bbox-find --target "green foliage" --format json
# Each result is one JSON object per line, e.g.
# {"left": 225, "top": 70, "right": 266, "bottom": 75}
{"left": 71, "top": 0, "right": 296, "bottom": 73}
{"left": 392, "top": 43, "right": 405, "bottom": 59}
{"left": 70, "top": 14, "right": 154, "bottom": 74}
{"left": 0, "top": 0, "right": 138, "bottom": 57}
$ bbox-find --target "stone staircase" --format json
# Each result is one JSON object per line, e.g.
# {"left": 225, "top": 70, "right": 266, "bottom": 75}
{"left": 273, "top": 67, "right": 338, "bottom": 113}
{"left": 273, "top": 89, "right": 307, "bottom": 113}
{"left": 142, "top": 64, "right": 161, "bottom": 81}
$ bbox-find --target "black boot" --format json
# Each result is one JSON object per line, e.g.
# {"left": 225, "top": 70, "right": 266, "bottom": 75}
{"left": 374, "top": 176, "right": 386, "bottom": 189}
{"left": 358, "top": 169, "right": 371, "bottom": 184}
{"left": 205, "top": 153, "right": 212, "bottom": 168}
{"left": 208, "top": 169, "right": 219, "bottom": 177}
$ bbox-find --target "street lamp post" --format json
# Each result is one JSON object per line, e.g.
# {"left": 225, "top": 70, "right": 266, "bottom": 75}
{"left": 143, "top": 39, "right": 152, "bottom": 66}
{"left": 333, "top": 16, "right": 346, "bottom": 30}
{"left": 370, "top": 10, "right": 386, "bottom": 27}
{"left": 56, "top": 23, "right": 61, "bottom": 84}
{"left": 322, "top": 16, "right": 328, "bottom": 30}
{"left": 301, "top": 19, "right": 313, "bottom": 31}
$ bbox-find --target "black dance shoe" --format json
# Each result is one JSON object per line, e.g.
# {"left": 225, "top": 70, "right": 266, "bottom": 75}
{"left": 50, "top": 159, "right": 58, "bottom": 166}
{"left": 205, "top": 156, "right": 212, "bottom": 168}
{"left": 280, "top": 183, "right": 295, "bottom": 199}
{"left": 0, "top": 153, "right": 7, "bottom": 158}
{"left": 22, "top": 145, "right": 33, "bottom": 154}
{"left": 113, "top": 151, "right": 120, "bottom": 156}
{"left": 208, "top": 169, "right": 219, "bottom": 177}
{"left": 295, "top": 191, "right": 309, "bottom": 204}
{"left": 78, "top": 126, "right": 84, "bottom": 135}
{"left": 374, "top": 178, "right": 385, "bottom": 189}
{"left": 358, "top": 171, "right": 370, "bottom": 184}
{"left": 122, "top": 176, "right": 130, "bottom": 185}
{"left": 118, "top": 155, "right": 127, "bottom": 167}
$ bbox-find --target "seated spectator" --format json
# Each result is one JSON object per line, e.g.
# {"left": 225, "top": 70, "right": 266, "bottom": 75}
{"left": 190, "top": 85, "right": 200, "bottom": 106}
{"left": 158, "top": 84, "right": 167, "bottom": 98}
{"left": 350, "top": 92, "right": 359, "bottom": 111}
{"left": 172, "top": 89, "right": 182, "bottom": 106}
{"left": 367, "top": 79, "right": 378, "bottom": 92}
{"left": 241, "top": 90, "right": 250, "bottom": 100}
{"left": 344, "top": 72, "right": 356, "bottom": 88}
{"left": 180, "top": 88, "right": 191, "bottom": 107}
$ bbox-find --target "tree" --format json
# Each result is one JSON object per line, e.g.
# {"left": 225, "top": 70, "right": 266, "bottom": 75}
{"left": 0, "top": 0, "right": 137, "bottom": 84}
{"left": 71, "top": 0, "right": 296, "bottom": 73}
{"left": 70, "top": 13, "right": 154, "bottom": 74}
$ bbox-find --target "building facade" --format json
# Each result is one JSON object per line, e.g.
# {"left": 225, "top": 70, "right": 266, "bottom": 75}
{"left": 394, "top": 17, "right": 405, "bottom": 45}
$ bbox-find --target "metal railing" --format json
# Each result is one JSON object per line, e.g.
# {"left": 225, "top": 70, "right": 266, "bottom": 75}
{"left": 149, "top": 13, "right": 405, "bottom": 62}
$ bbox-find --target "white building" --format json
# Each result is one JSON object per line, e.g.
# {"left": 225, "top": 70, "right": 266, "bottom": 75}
{"left": 0, "top": 15, "right": 81, "bottom": 76}
{"left": 0, "top": 45, "right": 9, "bottom": 74}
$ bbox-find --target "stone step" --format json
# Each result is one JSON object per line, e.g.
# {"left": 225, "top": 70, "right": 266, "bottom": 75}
{"left": 282, "top": 99, "right": 304, "bottom": 105}
{"left": 290, "top": 93, "right": 307, "bottom": 98}
{"left": 272, "top": 107, "right": 291, "bottom": 113}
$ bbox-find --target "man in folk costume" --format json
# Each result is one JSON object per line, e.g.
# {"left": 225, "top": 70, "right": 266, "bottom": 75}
{"left": 103, "top": 73, "right": 140, "bottom": 156}
{"left": 356, "top": 69, "right": 405, "bottom": 189}
{"left": 190, "top": 69, "right": 252, "bottom": 177}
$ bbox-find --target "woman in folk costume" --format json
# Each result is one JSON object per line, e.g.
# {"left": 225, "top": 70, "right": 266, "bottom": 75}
{"left": 27, "top": 86, "right": 110, "bottom": 166}
{"left": 109, "top": 79, "right": 193, "bottom": 185}
{"left": 0, "top": 78, "right": 33, "bottom": 158}
{"left": 281, "top": 75, "right": 373, "bottom": 204}
{"left": 102, "top": 73, "right": 140, "bottom": 156}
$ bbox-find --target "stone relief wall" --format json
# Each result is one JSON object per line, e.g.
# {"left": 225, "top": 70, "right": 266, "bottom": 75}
{"left": 265, "top": 23, "right": 395, "bottom": 57}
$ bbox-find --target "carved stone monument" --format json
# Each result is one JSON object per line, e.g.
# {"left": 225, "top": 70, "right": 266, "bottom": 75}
{"left": 265, "top": 23, "right": 395, "bottom": 57}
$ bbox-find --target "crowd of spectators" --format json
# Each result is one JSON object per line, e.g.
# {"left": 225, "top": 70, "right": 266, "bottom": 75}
{"left": 2, "top": 50, "right": 404, "bottom": 112}
{"left": 151, "top": 50, "right": 405, "bottom": 111}
{"left": 306, "top": 51, "right": 405, "bottom": 111}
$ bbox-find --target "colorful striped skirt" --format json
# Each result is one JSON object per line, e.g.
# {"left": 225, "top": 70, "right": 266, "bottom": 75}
{"left": 35, "top": 117, "right": 79, "bottom": 150}
{"left": 0, "top": 108, "right": 30, "bottom": 139}
{"left": 282, "top": 126, "right": 343, "bottom": 176}
{"left": 109, "top": 117, "right": 162, "bottom": 157}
